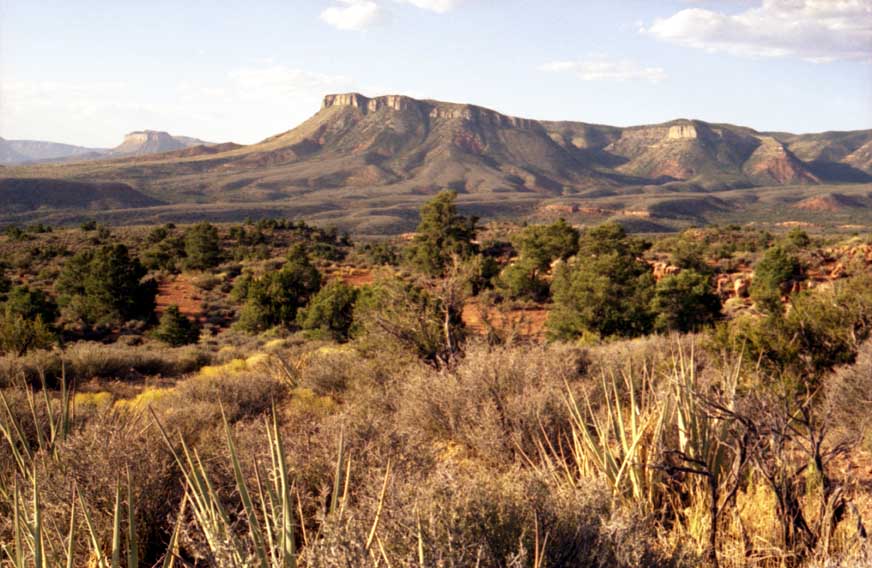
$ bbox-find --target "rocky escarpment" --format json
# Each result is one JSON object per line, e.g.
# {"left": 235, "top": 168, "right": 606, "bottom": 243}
{"left": 323, "top": 93, "right": 540, "bottom": 130}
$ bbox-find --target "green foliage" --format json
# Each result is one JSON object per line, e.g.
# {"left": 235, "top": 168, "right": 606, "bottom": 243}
{"left": 153, "top": 305, "right": 200, "bottom": 346}
{"left": 80, "top": 220, "right": 97, "bottom": 232}
{"left": 4, "top": 285, "right": 58, "bottom": 324}
{"left": 4, "top": 226, "right": 27, "bottom": 241}
{"left": 0, "top": 305, "right": 55, "bottom": 355}
{"left": 669, "top": 238, "right": 713, "bottom": 275}
{"left": 183, "top": 222, "right": 222, "bottom": 271}
{"left": 652, "top": 270, "right": 721, "bottom": 333}
{"left": 57, "top": 244, "right": 157, "bottom": 326}
{"left": 236, "top": 247, "right": 322, "bottom": 332}
{"left": 784, "top": 228, "right": 811, "bottom": 250}
{"left": 548, "top": 223, "right": 654, "bottom": 340}
{"left": 512, "top": 219, "right": 580, "bottom": 271}
{"left": 749, "top": 245, "right": 802, "bottom": 312}
{"left": 360, "top": 241, "right": 399, "bottom": 266}
{"left": 297, "top": 281, "right": 358, "bottom": 341}
{"left": 407, "top": 190, "right": 478, "bottom": 276}
{"left": 718, "top": 274, "right": 872, "bottom": 388}
{"left": 0, "top": 269, "right": 10, "bottom": 301}
{"left": 497, "top": 256, "right": 549, "bottom": 301}
{"left": 354, "top": 277, "right": 464, "bottom": 365}
{"left": 141, "top": 234, "right": 185, "bottom": 272}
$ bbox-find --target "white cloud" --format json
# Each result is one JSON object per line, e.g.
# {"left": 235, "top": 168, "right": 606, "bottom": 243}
{"left": 643, "top": 0, "right": 872, "bottom": 62}
{"left": 398, "top": 0, "right": 465, "bottom": 13}
{"left": 540, "top": 56, "right": 667, "bottom": 83}
{"left": 320, "top": 0, "right": 383, "bottom": 31}
{"left": 320, "top": 0, "right": 464, "bottom": 30}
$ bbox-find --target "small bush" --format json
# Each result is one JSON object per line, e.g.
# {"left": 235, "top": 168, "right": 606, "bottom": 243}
{"left": 297, "top": 281, "right": 358, "bottom": 341}
{"left": 153, "top": 305, "right": 200, "bottom": 346}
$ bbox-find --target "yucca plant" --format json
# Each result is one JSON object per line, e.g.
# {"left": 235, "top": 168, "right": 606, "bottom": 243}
{"left": 662, "top": 343, "right": 749, "bottom": 568}
{"left": 0, "top": 367, "right": 72, "bottom": 491}
{"left": 1, "top": 469, "right": 139, "bottom": 568}
{"left": 150, "top": 405, "right": 351, "bottom": 567}
{"left": 553, "top": 362, "right": 668, "bottom": 513}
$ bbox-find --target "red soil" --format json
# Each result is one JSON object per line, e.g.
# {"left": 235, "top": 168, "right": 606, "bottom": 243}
{"left": 156, "top": 276, "right": 205, "bottom": 322}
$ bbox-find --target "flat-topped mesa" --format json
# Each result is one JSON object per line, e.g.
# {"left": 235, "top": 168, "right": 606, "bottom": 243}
{"left": 322, "top": 93, "right": 540, "bottom": 129}
{"left": 667, "top": 123, "right": 700, "bottom": 140}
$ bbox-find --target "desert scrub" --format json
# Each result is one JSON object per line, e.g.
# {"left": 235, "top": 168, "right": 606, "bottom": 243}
{"left": 0, "top": 341, "right": 210, "bottom": 387}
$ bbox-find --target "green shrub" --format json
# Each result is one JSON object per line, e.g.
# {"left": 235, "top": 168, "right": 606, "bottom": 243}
{"left": 0, "top": 306, "right": 55, "bottom": 355}
{"left": 354, "top": 276, "right": 464, "bottom": 365}
{"left": 652, "top": 269, "right": 721, "bottom": 332}
{"left": 56, "top": 244, "right": 157, "bottom": 326}
{"left": 750, "top": 245, "right": 802, "bottom": 312}
{"left": 4, "top": 285, "right": 58, "bottom": 324}
{"left": 407, "top": 190, "right": 478, "bottom": 276}
{"left": 360, "top": 241, "right": 399, "bottom": 266}
{"left": 297, "top": 281, "right": 358, "bottom": 341}
{"left": 0, "top": 269, "right": 10, "bottom": 301}
{"left": 497, "top": 256, "right": 549, "bottom": 301}
{"left": 511, "top": 218, "right": 579, "bottom": 271}
{"left": 548, "top": 223, "right": 655, "bottom": 340}
{"left": 237, "top": 246, "right": 322, "bottom": 332}
{"left": 153, "top": 305, "right": 200, "bottom": 346}
{"left": 183, "top": 222, "right": 222, "bottom": 270}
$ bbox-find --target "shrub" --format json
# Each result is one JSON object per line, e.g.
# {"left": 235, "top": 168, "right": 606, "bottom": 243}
{"left": 183, "top": 222, "right": 222, "bottom": 270}
{"left": 750, "top": 245, "right": 802, "bottom": 312}
{"left": 360, "top": 241, "right": 399, "bottom": 266}
{"left": 496, "top": 256, "right": 549, "bottom": 301}
{"left": 0, "top": 269, "right": 10, "bottom": 301}
{"left": 3, "top": 284, "right": 58, "bottom": 324}
{"left": 0, "top": 306, "right": 55, "bottom": 356}
{"left": 511, "top": 218, "right": 580, "bottom": 271}
{"left": 236, "top": 246, "right": 322, "bottom": 332}
{"left": 718, "top": 274, "right": 872, "bottom": 388}
{"left": 652, "top": 269, "right": 721, "bottom": 332}
{"left": 548, "top": 223, "right": 654, "bottom": 340}
{"left": 354, "top": 277, "right": 464, "bottom": 365}
{"left": 407, "top": 190, "right": 478, "bottom": 276}
{"left": 153, "top": 305, "right": 200, "bottom": 346}
{"left": 142, "top": 233, "right": 185, "bottom": 272}
{"left": 297, "top": 281, "right": 358, "bottom": 341}
{"left": 56, "top": 244, "right": 157, "bottom": 326}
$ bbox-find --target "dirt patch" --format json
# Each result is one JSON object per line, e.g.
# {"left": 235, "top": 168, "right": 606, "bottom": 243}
{"left": 156, "top": 275, "right": 205, "bottom": 322}
{"left": 462, "top": 301, "right": 548, "bottom": 340}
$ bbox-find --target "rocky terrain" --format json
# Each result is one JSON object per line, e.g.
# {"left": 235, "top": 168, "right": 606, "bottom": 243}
{"left": 1, "top": 93, "right": 871, "bottom": 232}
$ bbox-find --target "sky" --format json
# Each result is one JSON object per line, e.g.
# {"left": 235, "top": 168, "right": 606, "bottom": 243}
{"left": 0, "top": 0, "right": 869, "bottom": 147}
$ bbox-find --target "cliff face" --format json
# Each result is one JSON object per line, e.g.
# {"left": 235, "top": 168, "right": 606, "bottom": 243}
{"left": 323, "top": 93, "right": 541, "bottom": 129}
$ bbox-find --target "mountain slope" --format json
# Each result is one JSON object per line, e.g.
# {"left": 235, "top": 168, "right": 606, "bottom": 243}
{"left": 1, "top": 93, "right": 870, "bottom": 231}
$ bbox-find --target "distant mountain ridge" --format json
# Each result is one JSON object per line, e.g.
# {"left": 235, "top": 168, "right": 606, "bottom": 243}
{"left": 0, "top": 130, "right": 213, "bottom": 165}
{"left": 1, "top": 93, "right": 871, "bottom": 232}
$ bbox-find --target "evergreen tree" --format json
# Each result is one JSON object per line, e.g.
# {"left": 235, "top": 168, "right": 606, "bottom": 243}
{"left": 57, "top": 244, "right": 156, "bottom": 326}
{"left": 237, "top": 246, "right": 322, "bottom": 332}
{"left": 547, "top": 223, "right": 654, "bottom": 340}
{"left": 184, "top": 222, "right": 222, "bottom": 270}
{"left": 512, "top": 219, "right": 580, "bottom": 271}
{"left": 153, "top": 305, "right": 200, "bottom": 346}
{"left": 750, "top": 246, "right": 802, "bottom": 313}
{"left": 407, "top": 190, "right": 478, "bottom": 276}
{"left": 652, "top": 270, "right": 721, "bottom": 332}
{"left": 297, "top": 281, "right": 358, "bottom": 341}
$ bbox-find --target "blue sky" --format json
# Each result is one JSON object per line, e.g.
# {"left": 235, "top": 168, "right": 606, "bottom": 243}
{"left": 0, "top": 0, "right": 869, "bottom": 147}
